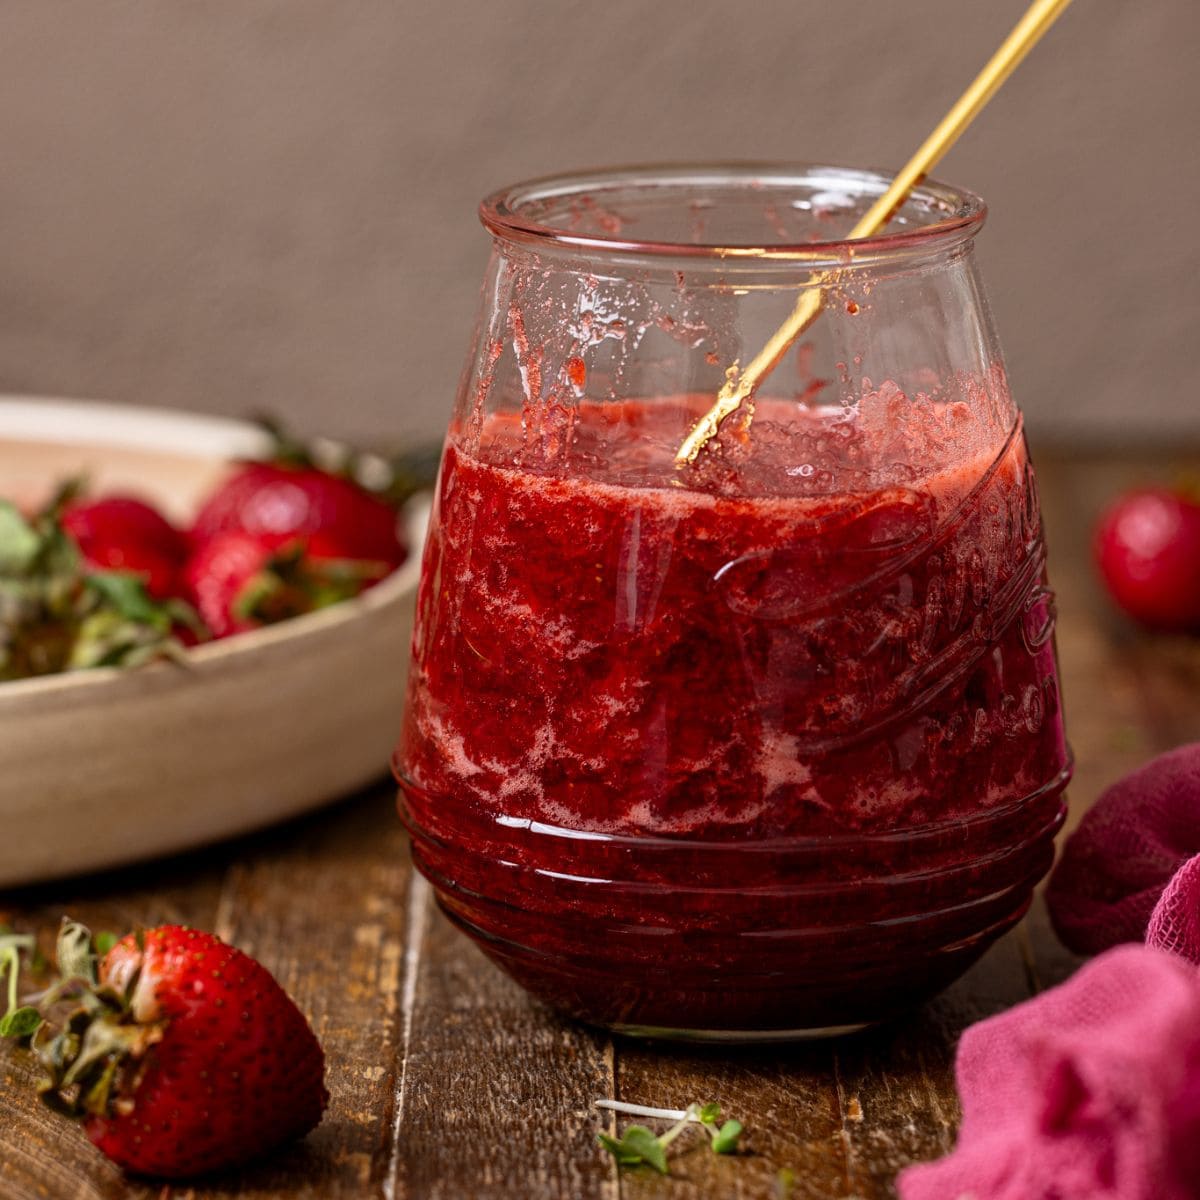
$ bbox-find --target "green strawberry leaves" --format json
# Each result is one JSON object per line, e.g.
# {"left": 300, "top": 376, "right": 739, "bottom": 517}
{"left": 250, "top": 414, "right": 441, "bottom": 510}
{"left": 0, "top": 499, "right": 204, "bottom": 681}
{"left": 0, "top": 504, "right": 42, "bottom": 574}
{"left": 85, "top": 571, "right": 170, "bottom": 626}
{"left": 233, "top": 540, "right": 387, "bottom": 628}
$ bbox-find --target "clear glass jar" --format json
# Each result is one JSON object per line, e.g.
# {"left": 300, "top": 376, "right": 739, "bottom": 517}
{"left": 394, "top": 165, "right": 1071, "bottom": 1039}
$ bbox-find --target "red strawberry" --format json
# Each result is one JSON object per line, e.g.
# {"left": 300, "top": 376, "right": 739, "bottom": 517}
{"left": 63, "top": 496, "right": 188, "bottom": 601}
{"left": 1094, "top": 487, "right": 1200, "bottom": 633}
{"left": 191, "top": 463, "right": 406, "bottom": 570}
{"left": 184, "top": 531, "right": 386, "bottom": 638}
{"left": 63, "top": 496, "right": 186, "bottom": 561}
{"left": 4, "top": 922, "right": 327, "bottom": 1178}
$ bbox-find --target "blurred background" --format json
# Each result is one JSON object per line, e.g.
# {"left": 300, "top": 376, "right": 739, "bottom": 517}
{"left": 0, "top": 0, "right": 1195, "bottom": 449}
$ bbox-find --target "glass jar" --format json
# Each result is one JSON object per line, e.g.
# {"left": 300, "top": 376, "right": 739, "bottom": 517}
{"left": 394, "top": 165, "right": 1071, "bottom": 1039}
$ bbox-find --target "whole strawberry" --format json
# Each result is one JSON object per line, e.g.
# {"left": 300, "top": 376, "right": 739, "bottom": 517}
{"left": 2, "top": 921, "right": 327, "bottom": 1178}
{"left": 183, "top": 531, "right": 386, "bottom": 638}
{"left": 191, "top": 462, "right": 406, "bottom": 569}
{"left": 63, "top": 496, "right": 189, "bottom": 601}
{"left": 1094, "top": 487, "right": 1200, "bottom": 633}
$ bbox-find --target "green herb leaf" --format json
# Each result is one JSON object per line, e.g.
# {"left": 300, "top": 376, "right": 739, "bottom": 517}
{"left": 620, "top": 1126, "right": 668, "bottom": 1174}
{"left": 596, "top": 1133, "right": 642, "bottom": 1167}
{"left": 594, "top": 1097, "right": 747, "bottom": 1175}
{"left": 712, "top": 1119, "right": 743, "bottom": 1154}
{"left": 0, "top": 1006, "right": 42, "bottom": 1038}
{"left": 1, "top": 934, "right": 38, "bottom": 1039}
{"left": 597, "top": 1125, "right": 669, "bottom": 1174}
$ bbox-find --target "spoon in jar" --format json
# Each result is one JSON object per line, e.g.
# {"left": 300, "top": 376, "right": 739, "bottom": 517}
{"left": 675, "top": 0, "right": 1074, "bottom": 466}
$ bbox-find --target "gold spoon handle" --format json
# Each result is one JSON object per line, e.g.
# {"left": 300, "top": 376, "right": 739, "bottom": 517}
{"left": 675, "top": 0, "right": 1074, "bottom": 466}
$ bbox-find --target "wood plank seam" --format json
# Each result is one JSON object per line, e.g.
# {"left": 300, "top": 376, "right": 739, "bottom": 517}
{"left": 601, "top": 1037, "right": 620, "bottom": 1200}
{"left": 830, "top": 1050, "right": 858, "bottom": 1198}
{"left": 383, "top": 870, "right": 432, "bottom": 1200}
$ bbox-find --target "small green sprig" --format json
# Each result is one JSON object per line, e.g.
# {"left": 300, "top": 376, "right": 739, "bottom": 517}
{"left": 595, "top": 1099, "right": 744, "bottom": 1175}
{"left": 0, "top": 929, "right": 39, "bottom": 1038}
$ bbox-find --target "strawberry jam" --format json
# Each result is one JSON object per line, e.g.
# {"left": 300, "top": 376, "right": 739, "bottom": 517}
{"left": 395, "top": 388, "right": 1070, "bottom": 1037}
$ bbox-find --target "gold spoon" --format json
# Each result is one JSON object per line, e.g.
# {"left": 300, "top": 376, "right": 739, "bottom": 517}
{"left": 675, "top": 0, "right": 1075, "bottom": 466}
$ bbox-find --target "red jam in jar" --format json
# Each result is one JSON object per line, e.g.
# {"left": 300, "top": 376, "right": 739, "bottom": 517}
{"left": 395, "top": 166, "right": 1070, "bottom": 1038}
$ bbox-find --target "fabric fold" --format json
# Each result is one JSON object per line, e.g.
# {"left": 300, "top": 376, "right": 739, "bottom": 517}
{"left": 897, "top": 944, "right": 1200, "bottom": 1200}
{"left": 1047, "top": 741, "right": 1200, "bottom": 957}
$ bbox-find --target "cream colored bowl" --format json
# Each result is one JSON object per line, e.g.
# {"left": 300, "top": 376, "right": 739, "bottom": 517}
{"left": 0, "top": 397, "right": 426, "bottom": 887}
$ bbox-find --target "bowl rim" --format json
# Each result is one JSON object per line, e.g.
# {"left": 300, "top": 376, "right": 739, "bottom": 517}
{"left": 0, "top": 394, "right": 271, "bottom": 459}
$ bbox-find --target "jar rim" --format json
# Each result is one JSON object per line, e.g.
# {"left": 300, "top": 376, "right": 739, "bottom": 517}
{"left": 479, "top": 162, "right": 987, "bottom": 264}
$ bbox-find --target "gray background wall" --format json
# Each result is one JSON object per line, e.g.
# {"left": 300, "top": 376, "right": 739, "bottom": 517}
{"left": 0, "top": 1, "right": 1195, "bottom": 449}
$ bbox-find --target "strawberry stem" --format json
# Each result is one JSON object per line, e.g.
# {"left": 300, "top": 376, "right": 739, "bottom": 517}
{"left": 233, "top": 541, "right": 387, "bottom": 627}
{"left": 249, "top": 414, "right": 440, "bottom": 508}
{"left": 594, "top": 1100, "right": 690, "bottom": 1120}
{"left": 56, "top": 919, "right": 99, "bottom": 987}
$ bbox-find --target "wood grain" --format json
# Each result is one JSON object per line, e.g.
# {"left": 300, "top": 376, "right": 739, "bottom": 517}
{"left": 389, "top": 900, "right": 616, "bottom": 1200}
{"left": 2, "top": 451, "right": 1199, "bottom": 1200}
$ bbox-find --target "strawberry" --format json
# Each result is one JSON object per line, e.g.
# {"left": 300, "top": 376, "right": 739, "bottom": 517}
{"left": 1094, "top": 487, "right": 1200, "bottom": 633}
{"left": 63, "top": 496, "right": 188, "bottom": 601}
{"left": 191, "top": 463, "right": 407, "bottom": 570}
{"left": 1, "top": 921, "right": 327, "bottom": 1178}
{"left": 183, "top": 531, "right": 387, "bottom": 638}
{"left": 1, "top": 500, "right": 203, "bottom": 680}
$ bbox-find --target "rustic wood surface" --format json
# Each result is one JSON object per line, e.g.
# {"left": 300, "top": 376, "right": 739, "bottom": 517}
{"left": 3, "top": 449, "right": 1200, "bottom": 1200}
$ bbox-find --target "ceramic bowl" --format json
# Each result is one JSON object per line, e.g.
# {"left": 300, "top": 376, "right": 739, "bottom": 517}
{"left": 0, "top": 397, "right": 425, "bottom": 887}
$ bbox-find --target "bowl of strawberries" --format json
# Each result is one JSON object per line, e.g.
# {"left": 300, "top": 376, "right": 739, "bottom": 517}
{"left": 0, "top": 396, "right": 435, "bottom": 887}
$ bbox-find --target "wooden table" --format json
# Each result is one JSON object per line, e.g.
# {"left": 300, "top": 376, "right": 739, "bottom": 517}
{"left": 3, "top": 450, "right": 1200, "bottom": 1200}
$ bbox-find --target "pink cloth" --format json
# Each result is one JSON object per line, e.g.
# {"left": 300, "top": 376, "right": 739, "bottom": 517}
{"left": 896, "top": 945, "right": 1200, "bottom": 1200}
{"left": 1047, "top": 742, "right": 1200, "bottom": 955}
{"left": 1148, "top": 853, "right": 1200, "bottom": 964}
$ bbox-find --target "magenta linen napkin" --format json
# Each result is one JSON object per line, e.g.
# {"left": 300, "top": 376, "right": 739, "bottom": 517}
{"left": 896, "top": 945, "right": 1200, "bottom": 1200}
{"left": 1147, "top": 852, "right": 1200, "bottom": 964}
{"left": 1047, "top": 742, "right": 1200, "bottom": 957}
